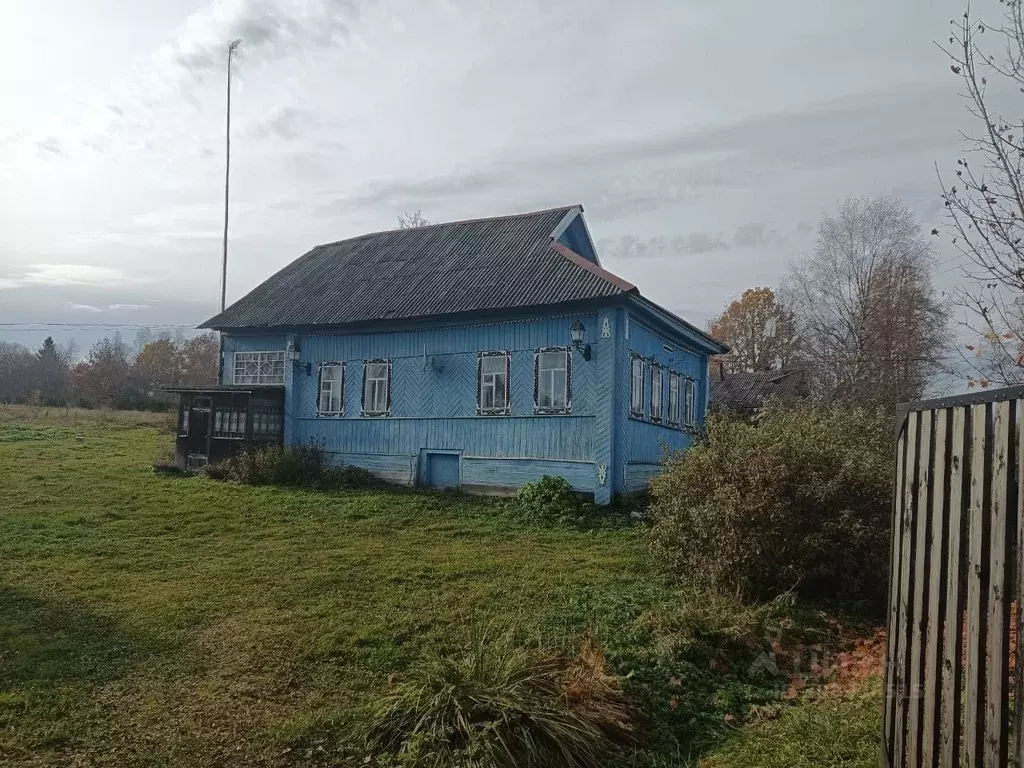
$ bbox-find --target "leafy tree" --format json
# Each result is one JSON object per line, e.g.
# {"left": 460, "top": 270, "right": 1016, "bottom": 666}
{"left": 0, "top": 341, "right": 35, "bottom": 403}
{"left": 133, "top": 338, "right": 181, "bottom": 389}
{"left": 707, "top": 287, "right": 799, "bottom": 372}
{"left": 179, "top": 333, "right": 219, "bottom": 387}
{"left": 784, "top": 195, "right": 948, "bottom": 407}
{"left": 938, "top": 2, "right": 1024, "bottom": 384}
{"left": 72, "top": 334, "right": 138, "bottom": 407}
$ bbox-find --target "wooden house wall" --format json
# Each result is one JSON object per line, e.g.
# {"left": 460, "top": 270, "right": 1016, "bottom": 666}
{"left": 220, "top": 334, "right": 288, "bottom": 385}
{"left": 226, "top": 314, "right": 602, "bottom": 493}
{"left": 618, "top": 315, "right": 707, "bottom": 492}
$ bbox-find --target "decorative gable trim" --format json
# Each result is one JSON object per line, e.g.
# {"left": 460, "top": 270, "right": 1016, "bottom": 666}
{"left": 549, "top": 243, "right": 637, "bottom": 293}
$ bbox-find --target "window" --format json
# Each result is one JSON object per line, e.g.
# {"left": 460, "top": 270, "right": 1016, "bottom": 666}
{"left": 317, "top": 362, "right": 344, "bottom": 416}
{"left": 650, "top": 363, "right": 663, "bottom": 422}
{"left": 179, "top": 407, "right": 190, "bottom": 436}
{"left": 478, "top": 352, "right": 510, "bottom": 415}
{"left": 213, "top": 408, "right": 246, "bottom": 439}
{"left": 684, "top": 377, "right": 696, "bottom": 427}
{"left": 534, "top": 347, "right": 570, "bottom": 413}
{"left": 362, "top": 359, "right": 391, "bottom": 416}
{"left": 668, "top": 371, "right": 681, "bottom": 426}
{"left": 251, "top": 407, "right": 283, "bottom": 440}
{"left": 233, "top": 350, "right": 285, "bottom": 385}
{"left": 630, "top": 354, "right": 645, "bottom": 418}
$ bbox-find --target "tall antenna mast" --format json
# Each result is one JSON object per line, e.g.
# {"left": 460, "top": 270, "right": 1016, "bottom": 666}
{"left": 220, "top": 39, "right": 241, "bottom": 313}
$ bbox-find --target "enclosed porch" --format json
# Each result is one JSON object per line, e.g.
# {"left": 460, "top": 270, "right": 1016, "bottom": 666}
{"left": 165, "top": 386, "right": 285, "bottom": 470}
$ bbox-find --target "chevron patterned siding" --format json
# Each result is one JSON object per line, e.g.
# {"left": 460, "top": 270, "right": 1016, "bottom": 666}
{"left": 276, "top": 315, "right": 599, "bottom": 472}
{"left": 220, "top": 334, "right": 287, "bottom": 385}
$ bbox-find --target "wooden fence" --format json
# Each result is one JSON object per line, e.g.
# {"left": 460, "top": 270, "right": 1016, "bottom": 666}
{"left": 884, "top": 386, "right": 1024, "bottom": 767}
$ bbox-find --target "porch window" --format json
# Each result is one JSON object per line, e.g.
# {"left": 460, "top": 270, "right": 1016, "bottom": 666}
{"left": 317, "top": 362, "right": 344, "bottom": 417}
{"left": 534, "top": 347, "right": 570, "bottom": 413}
{"left": 629, "top": 354, "right": 644, "bottom": 418}
{"left": 252, "top": 407, "right": 283, "bottom": 440}
{"left": 213, "top": 408, "right": 246, "bottom": 439}
{"left": 684, "top": 377, "right": 696, "bottom": 427}
{"left": 667, "top": 371, "right": 681, "bottom": 426}
{"left": 233, "top": 350, "right": 285, "bottom": 385}
{"left": 650, "top": 363, "right": 663, "bottom": 422}
{"left": 362, "top": 359, "right": 391, "bottom": 416}
{"left": 477, "top": 352, "right": 510, "bottom": 415}
{"left": 179, "top": 408, "right": 190, "bottom": 436}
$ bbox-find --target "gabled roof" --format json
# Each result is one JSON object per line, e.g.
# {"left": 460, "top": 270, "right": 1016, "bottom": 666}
{"left": 709, "top": 367, "right": 809, "bottom": 412}
{"left": 201, "top": 206, "right": 636, "bottom": 331}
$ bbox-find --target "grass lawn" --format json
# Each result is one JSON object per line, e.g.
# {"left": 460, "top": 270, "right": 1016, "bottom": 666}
{"left": 0, "top": 406, "right": 883, "bottom": 767}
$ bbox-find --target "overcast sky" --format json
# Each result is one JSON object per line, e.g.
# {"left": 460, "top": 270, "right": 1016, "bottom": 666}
{"left": 0, "top": 0, "right": 974, "bottom": 351}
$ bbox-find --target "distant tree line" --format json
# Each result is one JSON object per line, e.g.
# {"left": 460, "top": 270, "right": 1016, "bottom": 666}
{"left": 0, "top": 332, "right": 219, "bottom": 410}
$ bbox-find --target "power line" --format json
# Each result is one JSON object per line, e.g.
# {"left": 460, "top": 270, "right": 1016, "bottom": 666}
{"left": 0, "top": 323, "right": 202, "bottom": 331}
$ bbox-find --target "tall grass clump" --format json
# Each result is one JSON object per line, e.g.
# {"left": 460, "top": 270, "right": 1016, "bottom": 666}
{"left": 208, "top": 442, "right": 390, "bottom": 491}
{"left": 647, "top": 406, "right": 893, "bottom": 609}
{"left": 364, "top": 624, "right": 635, "bottom": 768}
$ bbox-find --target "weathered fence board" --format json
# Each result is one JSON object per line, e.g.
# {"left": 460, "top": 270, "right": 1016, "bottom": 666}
{"left": 885, "top": 386, "right": 1024, "bottom": 768}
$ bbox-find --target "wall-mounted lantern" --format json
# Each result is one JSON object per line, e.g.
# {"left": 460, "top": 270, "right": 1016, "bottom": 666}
{"left": 286, "top": 339, "right": 301, "bottom": 361}
{"left": 570, "top": 320, "right": 591, "bottom": 361}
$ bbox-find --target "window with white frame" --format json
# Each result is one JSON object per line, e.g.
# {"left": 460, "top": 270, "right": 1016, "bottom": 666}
{"left": 233, "top": 350, "right": 285, "bottom": 385}
{"left": 317, "top": 362, "right": 344, "bottom": 416}
{"left": 629, "top": 354, "right": 645, "bottom": 418}
{"left": 213, "top": 408, "right": 246, "bottom": 439}
{"left": 478, "top": 352, "right": 510, "bottom": 414}
{"left": 684, "top": 377, "right": 696, "bottom": 426}
{"left": 650, "top": 362, "right": 663, "bottom": 422}
{"left": 534, "top": 347, "right": 570, "bottom": 413}
{"left": 362, "top": 359, "right": 391, "bottom": 416}
{"left": 667, "top": 371, "right": 681, "bottom": 426}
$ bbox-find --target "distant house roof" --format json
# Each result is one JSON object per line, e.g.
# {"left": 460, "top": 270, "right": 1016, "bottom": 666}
{"left": 201, "top": 205, "right": 639, "bottom": 331}
{"left": 709, "top": 367, "right": 809, "bottom": 413}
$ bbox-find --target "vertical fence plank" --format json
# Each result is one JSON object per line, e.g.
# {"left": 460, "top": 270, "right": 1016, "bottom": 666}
{"left": 885, "top": 418, "right": 909, "bottom": 760}
{"left": 965, "top": 401, "right": 992, "bottom": 768}
{"left": 984, "top": 400, "right": 1012, "bottom": 766}
{"left": 922, "top": 408, "right": 950, "bottom": 767}
{"left": 894, "top": 411, "right": 921, "bottom": 768}
{"left": 1016, "top": 399, "right": 1024, "bottom": 768}
{"left": 941, "top": 405, "right": 969, "bottom": 768}
{"left": 908, "top": 411, "right": 935, "bottom": 768}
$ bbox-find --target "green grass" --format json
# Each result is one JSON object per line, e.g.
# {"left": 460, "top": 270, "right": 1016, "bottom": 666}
{"left": 699, "top": 680, "right": 883, "bottom": 768}
{"left": 0, "top": 411, "right": 884, "bottom": 767}
{"left": 0, "top": 418, "right": 659, "bottom": 766}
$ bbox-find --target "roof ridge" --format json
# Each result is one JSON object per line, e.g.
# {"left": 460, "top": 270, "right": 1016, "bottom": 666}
{"left": 549, "top": 242, "right": 636, "bottom": 294}
{"left": 312, "top": 204, "right": 580, "bottom": 250}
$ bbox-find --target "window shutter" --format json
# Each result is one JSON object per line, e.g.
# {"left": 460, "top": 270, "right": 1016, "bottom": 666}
{"left": 533, "top": 350, "right": 539, "bottom": 408}
{"left": 476, "top": 353, "right": 483, "bottom": 414}
{"left": 564, "top": 347, "right": 572, "bottom": 411}
{"left": 317, "top": 364, "right": 325, "bottom": 415}
{"left": 361, "top": 361, "right": 368, "bottom": 414}
{"left": 385, "top": 360, "right": 392, "bottom": 414}
{"left": 504, "top": 352, "right": 511, "bottom": 412}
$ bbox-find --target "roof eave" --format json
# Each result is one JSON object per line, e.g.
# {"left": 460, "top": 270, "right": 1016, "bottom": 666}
{"left": 627, "top": 294, "right": 729, "bottom": 355}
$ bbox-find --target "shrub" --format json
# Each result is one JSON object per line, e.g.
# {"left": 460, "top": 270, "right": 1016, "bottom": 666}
{"left": 511, "top": 475, "right": 595, "bottom": 525}
{"left": 364, "top": 624, "right": 634, "bottom": 768}
{"left": 207, "top": 442, "right": 394, "bottom": 491}
{"left": 647, "top": 406, "right": 893, "bottom": 608}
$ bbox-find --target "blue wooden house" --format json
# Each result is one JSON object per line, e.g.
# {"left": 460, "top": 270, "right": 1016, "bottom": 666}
{"left": 176, "top": 205, "right": 726, "bottom": 504}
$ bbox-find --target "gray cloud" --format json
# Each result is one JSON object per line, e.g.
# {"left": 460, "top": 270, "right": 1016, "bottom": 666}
{"left": 35, "top": 136, "right": 65, "bottom": 157}
{"left": 733, "top": 222, "right": 786, "bottom": 249}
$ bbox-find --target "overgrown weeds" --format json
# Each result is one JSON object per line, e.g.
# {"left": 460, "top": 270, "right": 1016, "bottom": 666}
{"left": 363, "top": 623, "right": 635, "bottom": 768}
{"left": 206, "top": 442, "right": 392, "bottom": 491}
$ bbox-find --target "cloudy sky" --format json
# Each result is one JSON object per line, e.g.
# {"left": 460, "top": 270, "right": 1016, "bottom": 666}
{"left": 1, "top": 0, "right": 974, "bottom": 351}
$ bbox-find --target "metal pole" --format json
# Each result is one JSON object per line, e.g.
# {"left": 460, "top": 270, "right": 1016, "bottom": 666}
{"left": 220, "top": 39, "right": 241, "bottom": 313}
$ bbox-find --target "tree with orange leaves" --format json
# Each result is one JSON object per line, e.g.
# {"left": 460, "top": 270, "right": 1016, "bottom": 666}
{"left": 707, "top": 287, "right": 798, "bottom": 372}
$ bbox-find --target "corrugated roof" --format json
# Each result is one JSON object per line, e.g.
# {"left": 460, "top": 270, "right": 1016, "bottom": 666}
{"left": 201, "top": 206, "right": 635, "bottom": 330}
{"left": 709, "top": 368, "right": 809, "bottom": 412}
